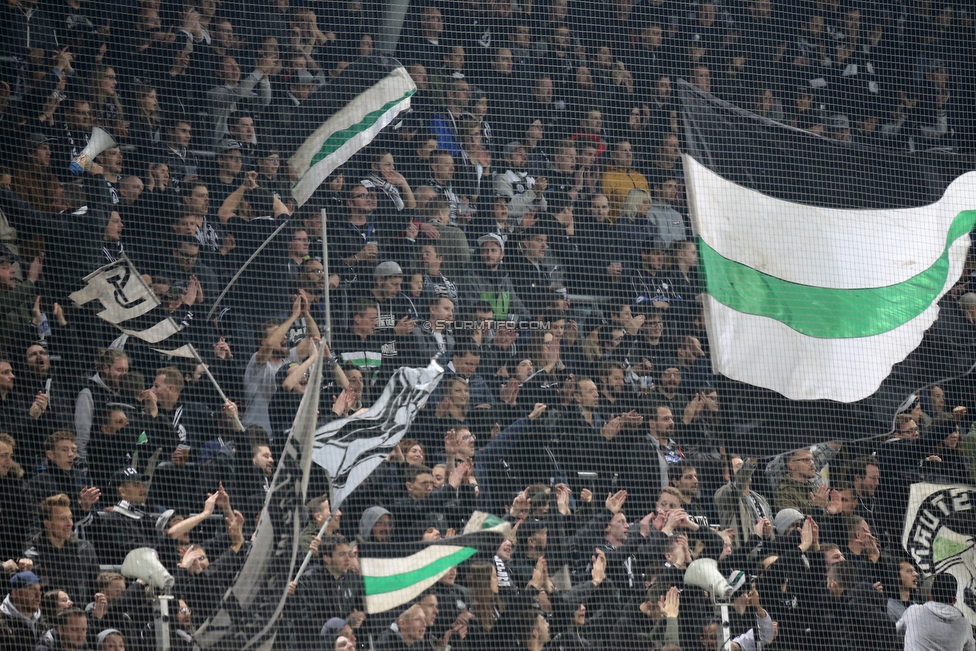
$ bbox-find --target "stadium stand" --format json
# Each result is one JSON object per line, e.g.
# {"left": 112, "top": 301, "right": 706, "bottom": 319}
{"left": 0, "top": 1, "right": 975, "bottom": 650}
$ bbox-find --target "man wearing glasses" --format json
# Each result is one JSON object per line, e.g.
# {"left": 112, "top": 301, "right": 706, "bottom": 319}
{"left": 875, "top": 413, "right": 945, "bottom": 543}
{"left": 773, "top": 449, "right": 822, "bottom": 515}
{"left": 161, "top": 235, "right": 220, "bottom": 310}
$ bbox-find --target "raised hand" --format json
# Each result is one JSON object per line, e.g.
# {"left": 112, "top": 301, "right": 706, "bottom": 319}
{"left": 591, "top": 548, "right": 607, "bottom": 585}
{"left": 29, "top": 392, "right": 49, "bottom": 419}
{"left": 394, "top": 315, "right": 417, "bottom": 335}
{"left": 528, "top": 403, "right": 547, "bottom": 420}
{"left": 605, "top": 490, "right": 627, "bottom": 514}
{"left": 500, "top": 378, "right": 520, "bottom": 405}
{"left": 600, "top": 416, "right": 623, "bottom": 440}
{"left": 809, "top": 484, "right": 830, "bottom": 509}
{"left": 444, "top": 428, "right": 461, "bottom": 455}
{"left": 79, "top": 487, "right": 101, "bottom": 511}
{"left": 555, "top": 483, "right": 571, "bottom": 515}
{"left": 660, "top": 586, "right": 680, "bottom": 618}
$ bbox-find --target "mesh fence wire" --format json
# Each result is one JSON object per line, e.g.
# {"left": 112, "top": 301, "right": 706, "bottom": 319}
{"left": 0, "top": 0, "right": 974, "bottom": 650}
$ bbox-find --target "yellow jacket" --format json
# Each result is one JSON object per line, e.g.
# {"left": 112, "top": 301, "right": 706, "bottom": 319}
{"left": 601, "top": 166, "right": 649, "bottom": 221}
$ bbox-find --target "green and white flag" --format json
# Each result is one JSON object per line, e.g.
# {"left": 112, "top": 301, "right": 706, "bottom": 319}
{"left": 686, "top": 153, "right": 976, "bottom": 402}
{"left": 359, "top": 531, "right": 501, "bottom": 614}
{"left": 288, "top": 57, "right": 416, "bottom": 208}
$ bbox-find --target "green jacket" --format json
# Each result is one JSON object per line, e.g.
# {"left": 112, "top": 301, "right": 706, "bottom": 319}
{"left": 0, "top": 279, "right": 36, "bottom": 352}
{"left": 773, "top": 475, "right": 817, "bottom": 515}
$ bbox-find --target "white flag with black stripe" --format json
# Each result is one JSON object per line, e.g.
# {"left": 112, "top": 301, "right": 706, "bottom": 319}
{"left": 69, "top": 255, "right": 182, "bottom": 344}
{"left": 312, "top": 361, "right": 443, "bottom": 509}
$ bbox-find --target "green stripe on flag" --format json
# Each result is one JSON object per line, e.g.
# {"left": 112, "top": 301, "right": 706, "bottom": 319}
{"left": 699, "top": 209, "right": 976, "bottom": 339}
{"left": 308, "top": 91, "right": 416, "bottom": 169}
{"left": 363, "top": 547, "right": 477, "bottom": 596}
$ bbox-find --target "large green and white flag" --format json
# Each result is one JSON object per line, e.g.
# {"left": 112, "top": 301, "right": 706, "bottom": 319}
{"left": 686, "top": 153, "right": 976, "bottom": 402}
{"left": 288, "top": 57, "right": 416, "bottom": 208}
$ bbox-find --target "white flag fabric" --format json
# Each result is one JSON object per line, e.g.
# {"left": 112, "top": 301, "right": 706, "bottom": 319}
{"left": 194, "top": 347, "right": 326, "bottom": 650}
{"left": 151, "top": 343, "right": 198, "bottom": 359}
{"left": 312, "top": 362, "right": 443, "bottom": 509}
{"left": 686, "top": 154, "right": 976, "bottom": 402}
{"left": 69, "top": 257, "right": 158, "bottom": 323}
{"left": 289, "top": 62, "right": 415, "bottom": 208}
{"left": 70, "top": 255, "right": 184, "bottom": 345}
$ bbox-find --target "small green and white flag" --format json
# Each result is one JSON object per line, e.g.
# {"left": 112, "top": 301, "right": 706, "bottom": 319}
{"left": 685, "top": 153, "right": 976, "bottom": 402}
{"left": 359, "top": 531, "right": 501, "bottom": 614}
{"left": 288, "top": 57, "right": 416, "bottom": 208}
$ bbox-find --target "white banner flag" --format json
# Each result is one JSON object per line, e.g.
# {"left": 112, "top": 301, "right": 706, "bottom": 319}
{"left": 151, "top": 343, "right": 198, "bottom": 359}
{"left": 69, "top": 257, "right": 159, "bottom": 323}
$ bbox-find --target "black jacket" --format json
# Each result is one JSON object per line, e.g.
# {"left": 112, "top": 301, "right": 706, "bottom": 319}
{"left": 0, "top": 470, "right": 33, "bottom": 561}
{"left": 286, "top": 566, "right": 363, "bottom": 651}
{"left": 90, "top": 501, "right": 162, "bottom": 565}
{"left": 23, "top": 533, "right": 99, "bottom": 604}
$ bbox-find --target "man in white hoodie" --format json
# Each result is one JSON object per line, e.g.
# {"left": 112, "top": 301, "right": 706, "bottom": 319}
{"left": 897, "top": 573, "right": 975, "bottom": 651}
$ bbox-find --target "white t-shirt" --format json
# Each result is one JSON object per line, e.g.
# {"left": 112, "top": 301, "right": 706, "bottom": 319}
{"left": 244, "top": 347, "right": 300, "bottom": 435}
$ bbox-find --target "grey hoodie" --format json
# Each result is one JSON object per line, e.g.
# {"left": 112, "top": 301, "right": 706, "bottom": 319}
{"left": 359, "top": 506, "right": 392, "bottom": 542}
{"left": 896, "top": 601, "right": 976, "bottom": 651}
{"left": 0, "top": 594, "right": 41, "bottom": 634}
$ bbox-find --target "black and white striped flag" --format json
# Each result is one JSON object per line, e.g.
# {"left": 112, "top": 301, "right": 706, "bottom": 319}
{"left": 312, "top": 361, "right": 444, "bottom": 509}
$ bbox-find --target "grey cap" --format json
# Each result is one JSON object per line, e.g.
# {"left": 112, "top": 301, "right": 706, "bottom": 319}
{"left": 216, "top": 138, "right": 242, "bottom": 154}
{"left": 321, "top": 618, "right": 347, "bottom": 636}
{"left": 30, "top": 133, "right": 57, "bottom": 146}
{"left": 156, "top": 509, "right": 177, "bottom": 533}
{"left": 295, "top": 69, "right": 315, "bottom": 85}
{"left": 477, "top": 233, "right": 505, "bottom": 251}
{"left": 374, "top": 260, "right": 403, "bottom": 278}
{"left": 826, "top": 114, "right": 850, "bottom": 130}
{"left": 504, "top": 140, "right": 525, "bottom": 155}
{"left": 774, "top": 508, "right": 805, "bottom": 536}
{"left": 95, "top": 630, "right": 122, "bottom": 646}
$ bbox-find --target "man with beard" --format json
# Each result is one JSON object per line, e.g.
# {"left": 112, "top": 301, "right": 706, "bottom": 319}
{"left": 494, "top": 141, "right": 546, "bottom": 225}
{"left": 668, "top": 460, "right": 711, "bottom": 528}
{"left": 19, "top": 349, "right": 72, "bottom": 432}
{"left": 364, "top": 262, "right": 420, "bottom": 376}
{"left": 53, "top": 99, "right": 94, "bottom": 182}
{"left": 654, "top": 363, "right": 688, "bottom": 418}
{"left": 648, "top": 404, "right": 680, "bottom": 491}
{"left": 463, "top": 234, "right": 528, "bottom": 322}
{"left": 851, "top": 456, "right": 882, "bottom": 538}
{"left": 74, "top": 348, "right": 129, "bottom": 463}
{"left": 598, "top": 360, "right": 638, "bottom": 416}
{"left": 243, "top": 293, "right": 319, "bottom": 436}
{"left": 231, "top": 439, "right": 275, "bottom": 524}
{"left": 0, "top": 570, "right": 43, "bottom": 651}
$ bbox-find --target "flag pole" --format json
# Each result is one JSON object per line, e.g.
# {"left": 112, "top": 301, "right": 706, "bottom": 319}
{"left": 204, "top": 217, "right": 293, "bottom": 322}
{"left": 321, "top": 207, "right": 332, "bottom": 347}
{"left": 187, "top": 344, "right": 246, "bottom": 432}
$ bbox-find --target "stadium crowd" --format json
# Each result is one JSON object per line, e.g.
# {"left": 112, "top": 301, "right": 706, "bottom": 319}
{"left": 0, "top": 0, "right": 975, "bottom": 649}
